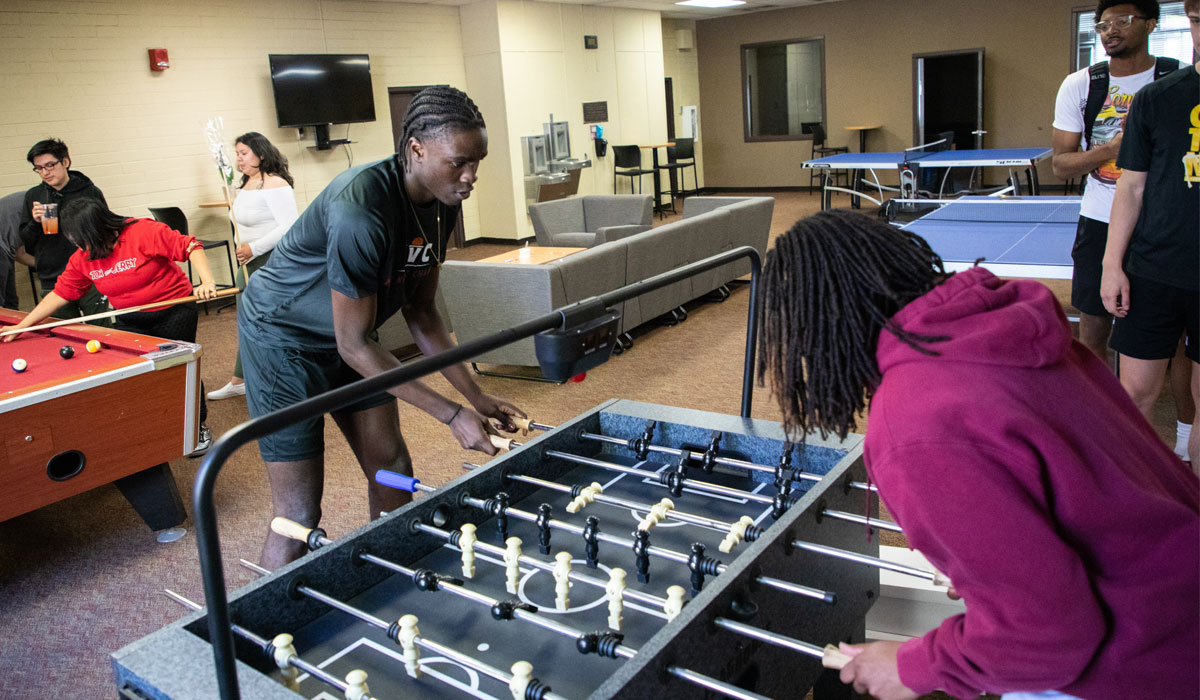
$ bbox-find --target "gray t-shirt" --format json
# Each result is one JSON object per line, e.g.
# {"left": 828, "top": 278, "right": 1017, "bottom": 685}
{"left": 240, "top": 155, "right": 456, "bottom": 350}
{"left": 0, "top": 191, "right": 24, "bottom": 259}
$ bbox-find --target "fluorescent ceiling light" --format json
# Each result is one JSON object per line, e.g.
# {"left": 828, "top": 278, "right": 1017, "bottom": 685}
{"left": 676, "top": 0, "right": 746, "bottom": 7}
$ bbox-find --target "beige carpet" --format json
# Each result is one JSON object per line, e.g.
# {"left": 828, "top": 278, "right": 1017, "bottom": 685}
{"left": 0, "top": 190, "right": 1181, "bottom": 699}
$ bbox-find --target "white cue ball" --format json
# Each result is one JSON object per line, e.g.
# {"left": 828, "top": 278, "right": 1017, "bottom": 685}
{"left": 12, "top": 358, "right": 27, "bottom": 372}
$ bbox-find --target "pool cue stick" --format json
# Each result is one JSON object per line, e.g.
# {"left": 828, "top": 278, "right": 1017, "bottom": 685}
{"left": 0, "top": 287, "right": 241, "bottom": 337}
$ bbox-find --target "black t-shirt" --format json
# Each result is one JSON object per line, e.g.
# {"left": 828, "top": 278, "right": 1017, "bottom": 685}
{"left": 241, "top": 155, "right": 457, "bottom": 349}
{"left": 1115, "top": 66, "right": 1200, "bottom": 290}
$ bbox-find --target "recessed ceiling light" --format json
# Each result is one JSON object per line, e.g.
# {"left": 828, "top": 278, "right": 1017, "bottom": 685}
{"left": 676, "top": 0, "right": 746, "bottom": 7}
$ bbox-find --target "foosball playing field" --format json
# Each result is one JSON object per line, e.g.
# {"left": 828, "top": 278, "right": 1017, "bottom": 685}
{"left": 114, "top": 399, "right": 886, "bottom": 700}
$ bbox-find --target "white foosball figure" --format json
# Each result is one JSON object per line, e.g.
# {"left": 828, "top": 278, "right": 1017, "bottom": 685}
{"left": 553, "top": 551, "right": 573, "bottom": 610}
{"left": 504, "top": 536, "right": 523, "bottom": 594}
{"left": 398, "top": 614, "right": 421, "bottom": 678}
{"left": 509, "top": 661, "right": 534, "bottom": 700}
{"left": 719, "top": 515, "right": 756, "bottom": 553}
{"left": 271, "top": 633, "right": 300, "bottom": 690}
{"left": 459, "top": 523, "right": 478, "bottom": 578}
{"left": 606, "top": 567, "right": 627, "bottom": 631}
{"left": 344, "top": 669, "right": 370, "bottom": 700}
{"left": 664, "top": 585, "right": 687, "bottom": 621}
{"left": 566, "top": 482, "right": 603, "bottom": 513}
{"left": 638, "top": 497, "right": 675, "bottom": 531}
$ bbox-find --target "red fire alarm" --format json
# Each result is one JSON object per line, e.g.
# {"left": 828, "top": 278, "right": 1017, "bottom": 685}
{"left": 148, "top": 48, "right": 169, "bottom": 71}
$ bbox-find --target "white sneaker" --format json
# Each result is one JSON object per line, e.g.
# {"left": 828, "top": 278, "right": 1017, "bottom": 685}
{"left": 207, "top": 380, "right": 246, "bottom": 400}
{"left": 189, "top": 425, "right": 212, "bottom": 458}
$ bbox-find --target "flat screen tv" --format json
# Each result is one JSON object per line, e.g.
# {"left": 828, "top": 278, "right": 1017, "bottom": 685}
{"left": 269, "top": 54, "right": 376, "bottom": 128}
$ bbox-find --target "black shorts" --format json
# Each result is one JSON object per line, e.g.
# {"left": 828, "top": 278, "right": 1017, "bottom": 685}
{"left": 1110, "top": 275, "right": 1199, "bottom": 362}
{"left": 1071, "top": 216, "right": 1110, "bottom": 317}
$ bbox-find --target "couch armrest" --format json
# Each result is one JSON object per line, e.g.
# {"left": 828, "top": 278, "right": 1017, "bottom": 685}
{"left": 593, "top": 224, "right": 650, "bottom": 245}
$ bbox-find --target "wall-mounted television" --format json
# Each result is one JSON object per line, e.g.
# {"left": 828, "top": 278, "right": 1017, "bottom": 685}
{"left": 269, "top": 54, "right": 376, "bottom": 129}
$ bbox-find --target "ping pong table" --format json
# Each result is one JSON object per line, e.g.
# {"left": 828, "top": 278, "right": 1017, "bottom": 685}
{"left": 897, "top": 197, "right": 1078, "bottom": 280}
{"left": 803, "top": 147, "right": 1053, "bottom": 210}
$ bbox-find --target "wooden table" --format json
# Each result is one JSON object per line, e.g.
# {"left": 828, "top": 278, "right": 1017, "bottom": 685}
{"left": 639, "top": 142, "right": 675, "bottom": 217}
{"left": 477, "top": 246, "right": 585, "bottom": 265}
{"left": 844, "top": 125, "right": 882, "bottom": 153}
{"left": 198, "top": 200, "right": 230, "bottom": 209}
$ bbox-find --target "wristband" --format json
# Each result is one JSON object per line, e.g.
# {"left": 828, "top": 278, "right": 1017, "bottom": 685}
{"left": 444, "top": 403, "right": 464, "bottom": 425}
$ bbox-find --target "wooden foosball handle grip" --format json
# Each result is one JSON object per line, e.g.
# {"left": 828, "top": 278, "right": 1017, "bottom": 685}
{"left": 490, "top": 435, "right": 515, "bottom": 450}
{"left": 821, "top": 644, "right": 852, "bottom": 670}
{"left": 271, "top": 517, "right": 312, "bottom": 543}
{"left": 511, "top": 416, "right": 532, "bottom": 431}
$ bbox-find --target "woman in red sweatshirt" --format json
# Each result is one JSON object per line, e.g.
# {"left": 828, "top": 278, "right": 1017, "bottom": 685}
{"left": 758, "top": 210, "right": 1198, "bottom": 700}
{"left": 3, "top": 198, "right": 219, "bottom": 454}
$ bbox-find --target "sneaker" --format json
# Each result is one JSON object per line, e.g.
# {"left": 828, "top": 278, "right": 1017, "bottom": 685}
{"left": 189, "top": 425, "right": 212, "bottom": 458}
{"left": 207, "top": 380, "right": 246, "bottom": 400}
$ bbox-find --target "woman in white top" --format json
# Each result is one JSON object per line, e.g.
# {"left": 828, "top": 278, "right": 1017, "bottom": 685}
{"left": 208, "top": 132, "right": 299, "bottom": 400}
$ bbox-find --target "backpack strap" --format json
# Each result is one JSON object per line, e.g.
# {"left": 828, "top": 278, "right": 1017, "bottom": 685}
{"left": 1083, "top": 62, "right": 1110, "bottom": 149}
{"left": 1154, "top": 56, "right": 1182, "bottom": 79}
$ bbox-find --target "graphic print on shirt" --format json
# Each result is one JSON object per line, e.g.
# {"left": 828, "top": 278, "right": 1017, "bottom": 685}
{"left": 1185, "top": 104, "right": 1200, "bottom": 188}
{"left": 87, "top": 257, "right": 137, "bottom": 280}
{"left": 407, "top": 235, "right": 434, "bottom": 265}
{"left": 1091, "top": 86, "right": 1138, "bottom": 185}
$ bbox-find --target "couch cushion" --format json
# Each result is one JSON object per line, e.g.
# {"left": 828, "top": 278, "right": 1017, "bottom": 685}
{"left": 440, "top": 262, "right": 563, "bottom": 366}
{"left": 529, "top": 198, "right": 585, "bottom": 245}
{"left": 550, "top": 231, "right": 597, "bottom": 248}
{"left": 583, "top": 195, "right": 652, "bottom": 231}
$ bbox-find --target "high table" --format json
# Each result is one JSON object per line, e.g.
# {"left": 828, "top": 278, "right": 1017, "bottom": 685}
{"left": 639, "top": 142, "right": 675, "bottom": 217}
{"left": 843, "top": 124, "right": 881, "bottom": 153}
{"left": 0, "top": 309, "right": 202, "bottom": 530}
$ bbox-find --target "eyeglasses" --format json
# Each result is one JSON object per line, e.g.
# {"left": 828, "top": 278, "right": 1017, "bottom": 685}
{"left": 1094, "top": 14, "right": 1149, "bottom": 34}
{"left": 31, "top": 160, "right": 62, "bottom": 173}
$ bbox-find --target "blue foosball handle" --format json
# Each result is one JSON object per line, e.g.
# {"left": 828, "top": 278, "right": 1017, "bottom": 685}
{"left": 376, "top": 470, "right": 420, "bottom": 493}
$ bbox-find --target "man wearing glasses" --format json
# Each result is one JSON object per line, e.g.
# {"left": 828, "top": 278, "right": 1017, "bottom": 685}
{"left": 18, "top": 137, "right": 110, "bottom": 322}
{"left": 1052, "top": 2, "right": 1192, "bottom": 463}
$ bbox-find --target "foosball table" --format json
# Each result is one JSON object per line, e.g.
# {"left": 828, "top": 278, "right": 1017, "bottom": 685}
{"left": 114, "top": 398, "right": 884, "bottom": 700}
{"left": 113, "top": 247, "right": 899, "bottom": 700}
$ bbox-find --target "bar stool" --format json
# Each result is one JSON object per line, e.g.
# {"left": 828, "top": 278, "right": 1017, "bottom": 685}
{"left": 808, "top": 124, "right": 848, "bottom": 194}
{"left": 148, "top": 206, "right": 236, "bottom": 314}
{"left": 613, "top": 146, "right": 654, "bottom": 195}
{"left": 661, "top": 138, "right": 699, "bottom": 200}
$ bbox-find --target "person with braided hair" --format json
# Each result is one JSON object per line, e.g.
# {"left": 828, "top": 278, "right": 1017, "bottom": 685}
{"left": 758, "top": 210, "right": 1198, "bottom": 700}
{"left": 238, "top": 85, "right": 526, "bottom": 568}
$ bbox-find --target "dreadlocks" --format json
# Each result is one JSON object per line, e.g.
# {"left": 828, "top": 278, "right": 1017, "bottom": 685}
{"left": 399, "top": 86, "right": 486, "bottom": 165}
{"left": 757, "top": 210, "right": 951, "bottom": 443}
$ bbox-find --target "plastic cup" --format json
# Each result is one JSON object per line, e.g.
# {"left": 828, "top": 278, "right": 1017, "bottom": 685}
{"left": 42, "top": 203, "right": 59, "bottom": 234}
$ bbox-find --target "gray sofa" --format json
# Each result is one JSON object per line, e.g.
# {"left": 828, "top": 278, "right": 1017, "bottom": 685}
{"left": 528, "top": 195, "right": 653, "bottom": 248}
{"left": 441, "top": 196, "right": 773, "bottom": 369}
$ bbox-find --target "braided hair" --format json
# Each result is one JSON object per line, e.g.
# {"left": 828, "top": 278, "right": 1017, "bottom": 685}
{"left": 757, "top": 210, "right": 951, "bottom": 442}
{"left": 398, "top": 86, "right": 486, "bottom": 165}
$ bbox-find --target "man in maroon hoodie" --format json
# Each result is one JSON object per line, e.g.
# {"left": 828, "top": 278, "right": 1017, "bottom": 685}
{"left": 758, "top": 210, "right": 1199, "bottom": 700}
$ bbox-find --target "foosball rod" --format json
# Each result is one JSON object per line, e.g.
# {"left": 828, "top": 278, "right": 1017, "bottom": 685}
{"left": 163, "top": 589, "right": 382, "bottom": 700}
{"left": 270, "top": 519, "right": 638, "bottom": 660}
{"left": 409, "top": 520, "right": 672, "bottom": 614}
{"left": 791, "top": 540, "right": 952, "bottom": 587}
{"left": 511, "top": 418, "right": 876, "bottom": 493}
{"left": 400, "top": 470, "right": 835, "bottom": 604}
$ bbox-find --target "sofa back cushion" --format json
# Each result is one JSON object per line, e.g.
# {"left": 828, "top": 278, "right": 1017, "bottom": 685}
{"left": 529, "top": 198, "right": 585, "bottom": 245}
{"left": 583, "top": 195, "right": 652, "bottom": 232}
{"left": 440, "top": 262, "right": 563, "bottom": 366}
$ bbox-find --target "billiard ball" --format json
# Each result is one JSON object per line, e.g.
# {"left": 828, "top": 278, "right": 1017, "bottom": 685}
{"left": 86, "top": 340, "right": 102, "bottom": 353}
{"left": 60, "top": 345, "right": 75, "bottom": 359}
{"left": 11, "top": 358, "right": 27, "bottom": 373}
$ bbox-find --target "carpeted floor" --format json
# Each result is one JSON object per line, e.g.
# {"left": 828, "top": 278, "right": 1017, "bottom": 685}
{"left": 0, "top": 190, "right": 1183, "bottom": 699}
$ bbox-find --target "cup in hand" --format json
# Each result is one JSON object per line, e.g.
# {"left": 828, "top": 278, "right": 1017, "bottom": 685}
{"left": 41, "top": 202, "right": 59, "bottom": 235}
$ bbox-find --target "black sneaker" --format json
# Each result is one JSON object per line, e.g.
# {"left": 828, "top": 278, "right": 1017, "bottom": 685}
{"left": 189, "top": 425, "right": 212, "bottom": 458}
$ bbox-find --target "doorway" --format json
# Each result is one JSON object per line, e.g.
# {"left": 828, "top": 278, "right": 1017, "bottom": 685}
{"left": 388, "top": 85, "right": 466, "bottom": 249}
{"left": 912, "top": 49, "right": 983, "bottom": 150}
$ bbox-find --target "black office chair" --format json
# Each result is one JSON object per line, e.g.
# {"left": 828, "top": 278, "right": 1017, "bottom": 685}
{"left": 147, "top": 206, "right": 236, "bottom": 314}
{"left": 662, "top": 138, "right": 699, "bottom": 200}
{"left": 612, "top": 146, "right": 654, "bottom": 195}
{"left": 809, "top": 124, "right": 848, "bottom": 194}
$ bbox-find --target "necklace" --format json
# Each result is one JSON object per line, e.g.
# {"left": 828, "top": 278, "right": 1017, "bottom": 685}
{"left": 405, "top": 194, "right": 443, "bottom": 263}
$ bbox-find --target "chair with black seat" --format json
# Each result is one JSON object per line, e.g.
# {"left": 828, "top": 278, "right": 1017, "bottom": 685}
{"left": 147, "top": 206, "right": 236, "bottom": 314}
{"left": 612, "top": 146, "right": 654, "bottom": 196}
{"left": 661, "top": 138, "right": 699, "bottom": 201}
{"left": 808, "top": 124, "right": 848, "bottom": 194}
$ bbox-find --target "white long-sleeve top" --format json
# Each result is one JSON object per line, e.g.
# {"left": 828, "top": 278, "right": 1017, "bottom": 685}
{"left": 232, "top": 186, "right": 299, "bottom": 261}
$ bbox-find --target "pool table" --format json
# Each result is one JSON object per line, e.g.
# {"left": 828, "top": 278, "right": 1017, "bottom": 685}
{"left": 0, "top": 309, "right": 203, "bottom": 530}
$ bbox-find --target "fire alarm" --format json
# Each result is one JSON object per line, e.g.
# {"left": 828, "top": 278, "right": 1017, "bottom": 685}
{"left": 148, "top": 48, "right": 169, "bottom": 71}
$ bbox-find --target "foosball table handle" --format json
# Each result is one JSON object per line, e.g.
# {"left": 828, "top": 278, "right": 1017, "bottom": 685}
{"left": 271, "top": 517, "right": 314, "bottom": 543}
{"left": 377, "top": 470, "right": 421, "bottom": 493}
{"left": 821, "top": 643, "right": 852, "bottom": 670}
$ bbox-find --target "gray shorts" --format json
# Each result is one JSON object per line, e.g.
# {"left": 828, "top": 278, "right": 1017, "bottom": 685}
{"left": 238, "top": 326, "right": 395, "bottom": 462}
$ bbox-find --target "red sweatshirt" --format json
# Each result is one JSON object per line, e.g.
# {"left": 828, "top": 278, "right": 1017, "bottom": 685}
{"left": 54, "top": 218, "right": 198, "bottom": 311}
{"left": 865, "top": 267, "right": 1199, "bottom": 699}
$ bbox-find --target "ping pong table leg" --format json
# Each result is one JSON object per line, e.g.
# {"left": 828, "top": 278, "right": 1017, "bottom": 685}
{"left": 1027, "top": 165, "right": 1040, "bottom": 195}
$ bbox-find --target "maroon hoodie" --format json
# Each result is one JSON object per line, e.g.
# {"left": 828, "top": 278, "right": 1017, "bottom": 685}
{"left": 864, "top": 267, "right": 1199, "bottom": 699}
